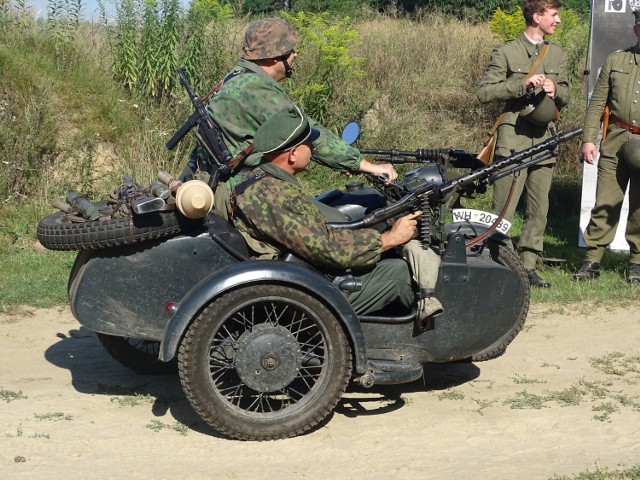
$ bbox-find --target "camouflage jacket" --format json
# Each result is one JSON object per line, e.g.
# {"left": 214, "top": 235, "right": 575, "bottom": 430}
{"left": 583, "top": 45, "right": 640, "bottom": 158}
{"left": 233, "top": 163, "right": 383, "bottom": 269}
{"left": 208, "top": 59, "right": 362, "bottom": 173}
{"left": 477, "top": 34, "right": 569, "bottom": 162}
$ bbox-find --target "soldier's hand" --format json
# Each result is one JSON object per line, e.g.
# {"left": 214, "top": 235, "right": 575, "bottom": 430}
{"left": 381, "top": 211, "right": 420, "bottom": 251}
{"left": 526, "top": 74, "right": 546, "bottom": 91}
{"left": 582, "top": 142, "right": 598, "bottom": 165}
{"left": 359, "top": 159, "right": 398, "bottom": 182}
{"left": 541, "top": 79, "right": 556, "bottom": 98}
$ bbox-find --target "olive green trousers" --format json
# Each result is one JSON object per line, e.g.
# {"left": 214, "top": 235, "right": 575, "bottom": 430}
{"left": 346, "top": 258, "right": 414, "bottom": 316}
{"left": 583, "top": 153, "right": 640, "bottom": 264}
{"left": 492, "top": 161, "right": 554, "bottom": 270}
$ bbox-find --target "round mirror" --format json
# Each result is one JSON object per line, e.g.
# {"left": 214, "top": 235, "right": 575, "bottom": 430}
{"left": 341, "top": 122, "right": 361, "bottom": 145}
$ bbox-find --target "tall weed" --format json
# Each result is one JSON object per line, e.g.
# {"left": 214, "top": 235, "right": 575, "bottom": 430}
{"left": 284, "top": 11, "right": 374, "bottom": 128}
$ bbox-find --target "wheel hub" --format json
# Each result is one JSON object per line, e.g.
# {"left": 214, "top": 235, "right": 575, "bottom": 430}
{"left": 235, "top": 323, "right": 302, "bottom": 392}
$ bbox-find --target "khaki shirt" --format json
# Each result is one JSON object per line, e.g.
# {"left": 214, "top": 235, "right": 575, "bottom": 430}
{"left": 477, "top": 34, "right": 569, "bottom": 162}
{"left": 583, "top": 45, "right": 640, "bottom": 157}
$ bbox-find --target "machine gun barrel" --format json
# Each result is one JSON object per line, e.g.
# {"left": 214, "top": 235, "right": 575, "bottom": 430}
{"left": 360, "top": 147, "right": 449, "bottom": 163}
{"left": 329, "top": 128, "right": 582, "bottom": 231}
{"left": 440, "top": 128, "right": 582, "bottom": 196}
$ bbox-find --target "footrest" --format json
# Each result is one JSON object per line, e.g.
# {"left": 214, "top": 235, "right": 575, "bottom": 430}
{"left": 358, "top": 359, "right": 423, "bottom": 387}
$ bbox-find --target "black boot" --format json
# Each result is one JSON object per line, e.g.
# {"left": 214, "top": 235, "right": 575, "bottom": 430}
{"left": 572, "top": 261, "right": 600, "bottom": 282}
{"left": 526, "top": 269, "right": 550, "bottom": 288}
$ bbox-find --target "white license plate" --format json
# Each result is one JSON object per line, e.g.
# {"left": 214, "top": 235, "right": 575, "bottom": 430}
{"left": 452, "top": 208, "right": 512, "bottom": 234}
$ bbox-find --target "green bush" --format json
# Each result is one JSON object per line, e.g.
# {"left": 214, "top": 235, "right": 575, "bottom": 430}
{"left": 283, "top": 11, "right": 376, "bottom": 128}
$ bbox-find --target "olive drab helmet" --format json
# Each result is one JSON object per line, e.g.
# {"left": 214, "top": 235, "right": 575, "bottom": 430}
{"left": 241, "top": 18, "right": 300, "bottom": 61}
{"left": 621, "top": 137, "right": 640, "bottom": 171}
{"left": 520, "top": 89, "right": 558, "bottom": 127}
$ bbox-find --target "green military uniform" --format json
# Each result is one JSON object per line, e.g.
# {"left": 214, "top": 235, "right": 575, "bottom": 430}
{"left": 233, "top": 163, "right": 414, "bottom": 315}
{"left": 477, "top": 34, "right": 569, "bottom": 269}
{"left": 186, "top": 59, "right": 364, "bottom": 219}
{"left": 581, "top": 45, "right": 640, "bottom": 264}
{"left": 209, "top": 59, "right": 362, "bottom": 173}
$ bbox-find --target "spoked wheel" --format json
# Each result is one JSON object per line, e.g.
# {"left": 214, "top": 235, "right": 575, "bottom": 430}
{"left": 471, "top": 242, "right": 530, "bottom": 362}
{"left": 178, "top": 285, "right": 352, "bottom": 441}
{"left": 96, "top": 333, "right": 178, "bottom": 375}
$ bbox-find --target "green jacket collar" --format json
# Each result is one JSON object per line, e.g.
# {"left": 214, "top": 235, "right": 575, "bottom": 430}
{"left": 260, "top": 162, "right": 300, "bottom": 186}
{"left": 237, "top": 59, "right": 285, "bottom": 92}
{"left": 517, "top": 33, "right": 549, "bottom": 59}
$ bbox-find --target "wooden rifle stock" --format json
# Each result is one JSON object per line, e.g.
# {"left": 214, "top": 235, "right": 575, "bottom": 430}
{"left": 476, "top": 134, "right": 496, "bottom": 165}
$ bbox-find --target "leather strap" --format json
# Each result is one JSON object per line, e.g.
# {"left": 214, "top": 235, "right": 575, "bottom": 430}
{"left": 610, "top": 113, "right": 640, "bottom": 135}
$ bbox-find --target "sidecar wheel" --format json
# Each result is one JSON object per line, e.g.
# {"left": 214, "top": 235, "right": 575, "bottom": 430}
{"left": 96, "top": 333, "right": 178, "bottom": 375}
{"left": 471, "top": 242, "right": 530, "bottom": 362}
{"left": 37, "top": 205, "right": 202, "bottom": 251}
{"left": 178, "top": 285, "right": 352, "bottom": 441}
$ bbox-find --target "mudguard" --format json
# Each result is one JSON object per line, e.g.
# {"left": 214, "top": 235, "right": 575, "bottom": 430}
{"left": 159, "top": 260, "right": 368, "bottom": 373}
{"left": 445, "top": 221, "right": 510, "bottom": 245}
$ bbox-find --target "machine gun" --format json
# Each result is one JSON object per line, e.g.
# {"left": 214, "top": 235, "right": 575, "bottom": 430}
{"left": 329, "top": 128, "right": 582, "bottom": 246}
{"left": 165, "top": 68, "right": 233, "bottom": 190}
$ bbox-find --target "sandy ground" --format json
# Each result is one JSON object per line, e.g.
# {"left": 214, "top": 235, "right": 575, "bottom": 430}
{"left": 1, "top": 303, "right": 640, "bottom": 480}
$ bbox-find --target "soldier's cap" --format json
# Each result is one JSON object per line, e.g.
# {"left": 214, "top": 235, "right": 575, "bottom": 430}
{"left": 254, "top": 105, "right": 320, "bottom": 154}
{"left": 634, "top": 9, "right": 640, "bottom": 26}
{"left": 242, "top": 18, "right": 300, "bottom": 61}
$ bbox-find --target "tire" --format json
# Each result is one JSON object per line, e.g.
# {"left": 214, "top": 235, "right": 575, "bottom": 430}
{"left": 178, "top": 285, "right": 352, "bottom": 441}
{"left": 96, "top": 333, "right": 178, "bottom": 375}
{"left": 37, "top": 203, "right": 203, "bottom": 251}
{"left": 471, "top": 242, "right": 530, "bottom": 362}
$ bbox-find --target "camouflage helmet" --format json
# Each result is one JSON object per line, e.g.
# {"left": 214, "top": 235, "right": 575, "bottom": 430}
{"left": 242, "top": 18, "right": 300, "bottom": 60}
{"left": 621, "top": 137, "right": 640, "bottom": 171}
{"left": 520, "top": 89, "right": 558, "bottom": 127}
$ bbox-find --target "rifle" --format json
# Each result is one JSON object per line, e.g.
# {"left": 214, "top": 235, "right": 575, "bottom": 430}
{"left": 165, "top": 68, "right": 233, "bottom": 189}
{"left": 329, "top": 128, "right": 582, "bottom": 232}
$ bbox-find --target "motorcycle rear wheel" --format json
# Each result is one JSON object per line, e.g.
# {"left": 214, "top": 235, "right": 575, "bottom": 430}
{"left": 37, "top": 204, "right": 202, "bottom": 251}
{"left": 471, "top": 242, "right": 530, "bottom": 362}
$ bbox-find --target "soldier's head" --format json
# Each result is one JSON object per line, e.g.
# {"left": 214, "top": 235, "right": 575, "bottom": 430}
{"left": 634, "top": 10, "right": 640, "bottom": 41}
{"left": 254, "top": 105, "right": 320, "bottom": 174}
{"left": 621, "top": 137, "right": 640, "bottom": 171}
{"left": 522, "top": 0, "right": 562, "bottom": 31}
{"left": 242, "top": 18, "right": 300, "bottom": 80}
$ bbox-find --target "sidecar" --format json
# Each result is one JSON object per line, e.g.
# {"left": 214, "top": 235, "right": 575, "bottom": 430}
{"left": 59, "top": 171, "right": 529, "bottom": 441}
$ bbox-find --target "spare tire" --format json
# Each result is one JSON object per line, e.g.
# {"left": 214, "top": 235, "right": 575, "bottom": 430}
{"left": 37, "top": 203, "right": 204, "bottom": 251}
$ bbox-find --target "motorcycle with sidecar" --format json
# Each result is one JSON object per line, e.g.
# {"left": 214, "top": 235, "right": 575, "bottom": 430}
{"left": 37, "top": 70, "right": 581, "bottom": 440}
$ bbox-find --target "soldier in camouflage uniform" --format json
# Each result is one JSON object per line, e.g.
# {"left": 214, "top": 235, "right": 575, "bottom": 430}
{"left": 477, "top": 0, "right": 569, "bottom": 288}
{"left": 574, "top": 10, "right": 640, "bottom": 284}
{"left": 232, "top": 105, "right": 424, "bottom": 316}
{"left": 187, "top": 18, "right": 396, "bottom": 218}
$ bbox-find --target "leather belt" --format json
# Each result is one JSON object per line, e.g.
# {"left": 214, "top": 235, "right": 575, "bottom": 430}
{"left": 610, "top": 114, "right": 640, "bottom": 134}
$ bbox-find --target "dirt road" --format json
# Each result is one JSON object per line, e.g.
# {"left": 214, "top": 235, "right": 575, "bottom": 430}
{"left": 1, "top": 304, "right": 640, "bottom": 479}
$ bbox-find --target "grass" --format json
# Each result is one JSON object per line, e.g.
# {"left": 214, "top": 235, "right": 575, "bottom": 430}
{"left": 0, "top": 387, "right": 28, "bottom": 403}
{"left": 549, "top": 465, "right": 640, "bottom": 480}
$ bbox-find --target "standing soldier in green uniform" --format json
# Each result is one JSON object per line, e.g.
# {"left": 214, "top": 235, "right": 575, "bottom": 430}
{"left": 477, "top": 0, "right": 569, "bottom": 288}
{"left": 232, "top": 105, "right": 443, "bottom": 316}
{"left": 573, "top": 10, "right": 640, "bottom": 284}
{"left": 183, "top": 18, "right": 397, "bottom": 217}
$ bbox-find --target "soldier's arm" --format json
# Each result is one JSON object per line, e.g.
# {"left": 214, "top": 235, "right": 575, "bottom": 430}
{"left": 240, "top": 180, "right": 384, "bottom": 270}
{"left": 582, "top": 55, "right": 613, "bottom": 144}
{"left": 477, "top": 45, "right": 528, "bottom": 104}
{"left": 551, "top": 47, "right": 570, "bottom": 108}
{"left": 307, "top": 118, "right": 362, "bottom": 173}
